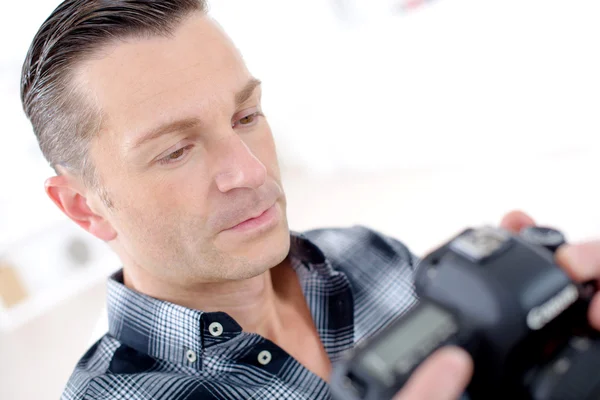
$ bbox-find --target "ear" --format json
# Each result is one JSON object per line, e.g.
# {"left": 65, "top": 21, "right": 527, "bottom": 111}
{"left": 45, "top": 175, "right": 117, "bottom": 242}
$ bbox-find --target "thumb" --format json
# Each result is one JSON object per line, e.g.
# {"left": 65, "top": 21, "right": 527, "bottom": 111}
{"left": 393, "top": 346, "right": 473, "bottom": 400}
{"left": 499, "top": 210, "right": 536, "bottom": 234}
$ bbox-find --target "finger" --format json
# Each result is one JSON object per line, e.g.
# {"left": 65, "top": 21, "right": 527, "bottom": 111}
{"left": 555, "top": 241, "right": 600, "bottom": 282}
{"left": 588, "top": 293, "right": 600, "bottom": 331}
{"left": 393, "top": 346, "right": 473, "bottom": 400}
{"left": 499, "top": 210, "right": 536, "bottom": 234}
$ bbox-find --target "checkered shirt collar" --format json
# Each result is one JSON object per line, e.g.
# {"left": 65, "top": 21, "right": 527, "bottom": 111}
{"left": 106, "top": 231, "right": 331, "bottom": 366}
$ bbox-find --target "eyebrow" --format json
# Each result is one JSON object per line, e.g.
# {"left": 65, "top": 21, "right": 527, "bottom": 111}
{"left": 236, "top": 78, "right": 262, "bottom": 107}
{"left": 129, "top": 78, "right": 262, "bottom": 150}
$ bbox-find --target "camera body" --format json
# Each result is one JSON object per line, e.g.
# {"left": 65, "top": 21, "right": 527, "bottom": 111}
{"left": 330, "top": 226, "right": 600, "bottom": 400}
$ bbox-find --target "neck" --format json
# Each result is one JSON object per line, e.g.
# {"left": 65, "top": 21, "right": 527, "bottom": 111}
{"left": 122, "top": 257, "right": 294, "bottom": 340}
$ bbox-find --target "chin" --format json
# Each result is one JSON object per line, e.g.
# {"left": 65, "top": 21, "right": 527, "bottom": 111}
{"left": 248, "top": 221, "right": 290, "bottom": 263}
{"left": 222, "top": 231, "right": 289, "bottom": 281}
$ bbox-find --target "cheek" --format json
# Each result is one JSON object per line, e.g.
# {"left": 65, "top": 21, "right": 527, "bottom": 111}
{"left": 112, "top": 179, "right": 210, "bottom": 255}
{"left": 117, "top": 166, "right": 212, "bottom": 225}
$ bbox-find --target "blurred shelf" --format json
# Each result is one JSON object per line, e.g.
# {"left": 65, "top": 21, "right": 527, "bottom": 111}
{"left": 0, "top": 219, "right": 120, "bottom": 333}
{"left": 0, "top": 188, "right": 67, "bottom": 257}
{"left": 0, "top": 255, "right": 118, "bottom": 333}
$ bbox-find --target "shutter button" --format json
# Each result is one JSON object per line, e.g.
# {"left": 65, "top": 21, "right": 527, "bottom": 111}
{"left": 258, "top": 350, "right": 272, "bottom": 365}
{"left": 209, "top": 322, "right": 223, "bottom": 337}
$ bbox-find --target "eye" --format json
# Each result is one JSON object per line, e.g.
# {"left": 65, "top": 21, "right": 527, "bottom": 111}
{"left": 233, "top": 111, "right": 263, "bottom": 128}
{"left": 157, "top": 145, "right": 193, "bottom": 165}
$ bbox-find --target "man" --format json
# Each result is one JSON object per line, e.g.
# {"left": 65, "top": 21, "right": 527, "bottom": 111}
{"left": 20, "top": 1, "right": 600, "bottom": 399}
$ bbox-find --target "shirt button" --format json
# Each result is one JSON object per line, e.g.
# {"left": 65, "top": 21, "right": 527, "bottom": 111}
{"left": 258, "top": 350, "right": 272, "bottom": 366}
{"left": 186, "top": 349, "right": 197, "bottom": 363}
{"left": 209, "top": 322, "right": 224, "bottom": 337}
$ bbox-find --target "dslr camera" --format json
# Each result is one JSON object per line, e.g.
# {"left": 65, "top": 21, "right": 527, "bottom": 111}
{"left": 331, "top": 226, "right": 600, "bottom": 400}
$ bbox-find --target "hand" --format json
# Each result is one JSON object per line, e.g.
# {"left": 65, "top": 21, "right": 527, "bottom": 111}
{"left": 499, "top": 210, "right": 600, "bottom": 330}
{"left": 392, "top": 346, "right": 473, "bottom": 400}
{"left": 556, "top": 242, "right": 600, "bottom": 330}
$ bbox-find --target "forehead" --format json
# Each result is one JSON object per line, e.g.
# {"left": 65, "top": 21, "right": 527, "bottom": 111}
{"left": 78, "top": 14, "right": 249, "bottom": 138}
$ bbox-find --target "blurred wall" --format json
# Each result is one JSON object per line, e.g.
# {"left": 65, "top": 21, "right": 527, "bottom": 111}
{"left": 2, "top": 0, "right": 599, "bottom": 238}
{"left": 210, "top": 0, "right": 600, "bottom": 173}
{"left": 0, "top": 1, "right": 598, "bottom": 399}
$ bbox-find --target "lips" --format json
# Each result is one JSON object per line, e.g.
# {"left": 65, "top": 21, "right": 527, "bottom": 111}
{"left": 225, "top": 203, "right": 273, "bottom": 231}
{"left": 211, "top": 180, "right": 283, "bottom": 234}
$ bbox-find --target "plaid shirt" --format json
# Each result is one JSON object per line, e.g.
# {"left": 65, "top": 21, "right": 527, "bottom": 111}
{"left": 62, "top": 226, "right": 420, "bottom": 399}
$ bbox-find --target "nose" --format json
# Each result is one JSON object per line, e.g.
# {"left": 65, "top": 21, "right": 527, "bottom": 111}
{"left": 212, "top": 134, "right": 267, "bottom": 193}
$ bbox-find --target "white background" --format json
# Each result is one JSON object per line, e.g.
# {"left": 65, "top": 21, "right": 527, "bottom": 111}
{"left": 1, "top": 0, "right": 599, "bottom": 245}
{"left": 0, "top": 1, "right": 599, "bottom": 399}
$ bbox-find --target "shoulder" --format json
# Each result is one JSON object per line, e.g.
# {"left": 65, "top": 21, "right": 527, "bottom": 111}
{"left": 62, "top": 336, "right": 222, "bottom": 400}
{"left": 301, "top": 225, "right": 419, "bottom": 272}
{"left": 302, "top": 226, "right": 421, "bottom": 343}
{"left": 61, "top": 335, "right": 120, "bottom": 400}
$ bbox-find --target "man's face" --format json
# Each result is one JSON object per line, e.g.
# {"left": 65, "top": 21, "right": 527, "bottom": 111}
{"left": 78, "top": 13, "right": 290, "bottom": 285}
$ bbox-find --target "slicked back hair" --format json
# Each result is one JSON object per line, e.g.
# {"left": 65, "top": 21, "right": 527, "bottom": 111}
{"left": 21, "top": 0, "right": 208, "bottom": 204}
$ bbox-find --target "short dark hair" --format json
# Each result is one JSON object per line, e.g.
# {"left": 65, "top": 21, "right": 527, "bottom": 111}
{"left": 20, "top": 0, "right": 208, "bottom": 193}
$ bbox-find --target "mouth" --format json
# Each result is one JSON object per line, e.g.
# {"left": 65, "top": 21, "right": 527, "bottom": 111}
{"left": 223, "top": 202, "right": 279, "bottom": 233}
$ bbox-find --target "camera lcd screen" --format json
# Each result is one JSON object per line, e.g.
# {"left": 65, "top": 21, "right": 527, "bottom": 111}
{"left": 358, "top": 302, "right": 458, "bottom": 385}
